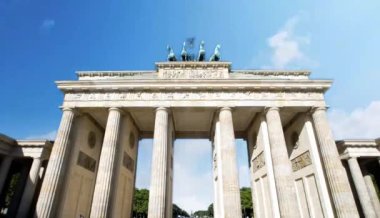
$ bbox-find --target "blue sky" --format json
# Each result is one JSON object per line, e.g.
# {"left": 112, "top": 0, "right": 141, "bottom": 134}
{"left": 1, "top": 0, "right": 380, "bottom": 213}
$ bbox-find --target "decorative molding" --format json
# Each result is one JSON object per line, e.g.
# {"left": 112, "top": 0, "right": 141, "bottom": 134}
{"left": 291, "top": 151, "right": 312, "bottom": 172}
{"left": 232, "top": 70, "right": 310, "bottom": 78}
{"left": 64, "top": 90, "right": 324, "bottom": 102}
{"left": 252, "top": 152, "right": 265, "bottom": 172}
{"left": 56, "top": 80, "right": 332, "bottom": 93}
{"left": 337, "top": 139, "right": 380, "bottom": 159}
{"left": 159, "top": 69, "right": 227, "bottom": 79}
{"left": 77, "top": 71, "right": 154, "bottom": 80}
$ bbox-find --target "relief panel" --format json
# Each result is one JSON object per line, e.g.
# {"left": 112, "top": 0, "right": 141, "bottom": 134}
{"left": 291, "top": 151, "right": 312, "bottom": 172}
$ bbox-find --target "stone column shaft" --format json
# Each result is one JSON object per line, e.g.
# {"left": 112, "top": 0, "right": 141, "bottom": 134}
{"left": 347, "top": 158, "right": 377, "bottom": 217}
{"left": 35, "top": 108, "right": 75, "bottom": 218}
{"left": 0, "top": 156, "right": 13, "bottom": 194}
{"left": 17, "top": 158, "right": 42, "bottom": 218}
{"left": 311, "top": 107, "right": 359, "bottom": 217}
{"left": 218, "top": 107, "right": 242, "bottom": 218}
{"left": 363, "top": 173, "right": 380, "bottom": 217}
{"left": 148, "top": 107, "right": 170, "bottom": 218}
{"left": 90, "top": 108, "right": 122, "bottom": 218}
{"left": 265, "top": 107, "right": 300, "bottom": 217}
{"left": 260, "top": 117, "right": 281, "bottom": 217}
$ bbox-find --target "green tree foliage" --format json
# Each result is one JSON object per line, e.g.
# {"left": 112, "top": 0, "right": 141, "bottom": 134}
{"left": 193, "top": 187, "right": 254, "bottom": 217}
{"left": 240, "top": 187, "right": 253, "bottom": 217}
{"left": 173, "top": 203, "right": 190, "bottom": 217}
{"left": 132, "top": 188, "right": 149, "bottom": 217}
{"left": 132, "top": 188, "right": 254, "bottom": 218}
{"left": 132, "top": 189, "right": 189, "bottom": 217}
{"left": 207, "top": 203, "right": 213, "bottom": 216}
{"left": 4, "top": 173, "right": 21, "bottom": 207}
{"left": 193, "top": 210, "right": 210, "bottom": 217}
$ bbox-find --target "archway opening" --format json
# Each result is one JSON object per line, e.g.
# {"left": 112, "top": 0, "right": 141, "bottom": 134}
{"left": 173, "top": 139, "right": 213, "bottom": 216}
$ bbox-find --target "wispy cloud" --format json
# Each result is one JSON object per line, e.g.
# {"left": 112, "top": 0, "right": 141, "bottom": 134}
{"left": 26, "top": 130, "right": 57, "bottom": 140}
{"left": 264, "top": 14, "right": 315, "bottom": 69}
{"left": 40, "top": 19, "right": 55, "bottom": 30}
{"left": 328, "top": 101, "right": 380, "bottom": 139}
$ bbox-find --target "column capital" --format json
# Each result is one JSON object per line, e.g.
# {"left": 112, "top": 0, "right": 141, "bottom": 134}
{"left": 264, "top": 106, "right": 280, "bottom": 113}
{"left": 61, "top": 107, "right": 74, "bottom": 112}
{"left": 309, "top": 106, "right": 328, "bottom": 114}
{"left": 156, "top": 107, "right": 169, "bottom": 112}
{"left": 108, "top": 107, "right": 123, "bottom": 113}
{"left": 219, "top": 107, "right": 233, "bottom": 112}
{"left": 60, "top": 107, "right": 77, "bottom": 114}
{"left": 60, "top": 107, "right": 82, "bottom": 116}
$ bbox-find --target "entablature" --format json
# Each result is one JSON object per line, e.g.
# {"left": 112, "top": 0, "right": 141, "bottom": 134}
{"left": 57, "top": 79, "right": 331, "bottom": 93}
{"left": 337, "top": 139, "right": 380, "bottom": 159}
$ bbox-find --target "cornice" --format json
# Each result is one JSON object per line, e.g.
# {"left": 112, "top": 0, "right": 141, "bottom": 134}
{"left": 56, "top": 79, "right": 332, "bottom": 93}
{"left": 76, "top": 71, "right": 155, "bottom": 80}
{"left": 16, "top": 140, "right": 54, "bottom": 149}
{"left": 0, "top": 133, "right": 17, "bottom": 145}
{"left": 336, "top": 139, "right": 378, "bottom": 148}
{"left": 232, "top": 70, "right": 310, "bottom": 76}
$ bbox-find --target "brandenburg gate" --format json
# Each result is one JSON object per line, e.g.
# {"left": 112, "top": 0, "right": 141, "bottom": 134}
{"left": 34, "top": 60, "right": 361, "bottom": 217}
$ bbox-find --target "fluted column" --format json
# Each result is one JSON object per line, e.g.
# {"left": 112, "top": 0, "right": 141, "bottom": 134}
{"left": 35, "top": 107, "right": 75, "bottom": 218}
{"left": 218, "top": 107, "right": 242, "bottom": 218}
{"left": 148, "top": 107, "right": 170, "bottom": 218}
{"left": 17, "top": 158, "right": 42, "bottom": 218}
{"left": 311, "top": 107, "right": 359, "bottom": 217}
{"left": 90, "top": 108, "right": 122, "bottom": 218}
{"left": 0, "top": 156, "right": 13, "bottom": 194}
{"left": 347, "top": 158, "right": 377, "bottom": 217}
{"left": 265, "top": 107, "right": 300, "bottom": 217}
{"left": 363, "top": 173, "right": 380, "bottom": 217}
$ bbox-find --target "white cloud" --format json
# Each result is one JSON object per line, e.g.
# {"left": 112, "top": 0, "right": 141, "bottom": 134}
{"left": 266, "top": 15, "right": 313, "bottom": 69}
{"left": 328, "top": 101, "right": 380, "bottom": 139}
{"left": 26, "top": 130, "right": 57, "bottom": 140}
{"left": 40, "top": 19, "right": 55, "bottom": 30}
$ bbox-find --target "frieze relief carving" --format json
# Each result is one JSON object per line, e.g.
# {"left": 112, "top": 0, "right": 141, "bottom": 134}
{"left": 160, "top": 69, "right": 226, "bottom": 79}
{"left": 64, "top": 91, "right": 323, "bottom": 102}
{"left": 252, "top": 152, "right": 265, "bottom": 172}
{"left": 291, "top": 151, "right": 312, "bottom": 172}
